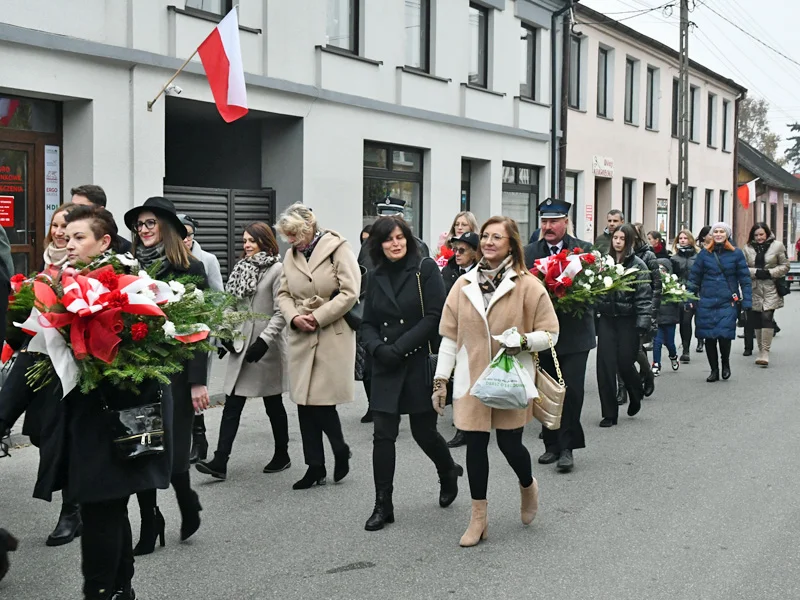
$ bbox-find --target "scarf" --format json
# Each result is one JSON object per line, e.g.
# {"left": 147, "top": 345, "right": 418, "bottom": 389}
{"left": 653, "top": 241, "right": 665, "bottom": 255}
{"left": 476, "top": 255, "right": 513, "bottom": 308}
{"left": 751, "top": 241, "right": 772, "bottom": 269}
{"left": 297, "top": 230, "right": 325, "bottom": 261}
{"left": 43, "top": 242, "right": 69, "bottom": 268}
{"left": 135, "top": 242, "right": 169, "bottom": 278}
{"left": 225, "top": 252, "right": 280, "bottom": 299}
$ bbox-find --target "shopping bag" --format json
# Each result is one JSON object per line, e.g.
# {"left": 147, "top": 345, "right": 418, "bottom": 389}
{"left": 470, "top": 349, "right": 538, "bottom": 410}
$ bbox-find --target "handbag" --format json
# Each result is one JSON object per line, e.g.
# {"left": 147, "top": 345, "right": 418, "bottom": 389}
{"left": 532, "top": 332, "right": 567, "bottom": 430}
{"left": 776, "top": 276, "right": 791, "bottom": 297}
{"left": 416, "top": 264, "right": 454, "bottom": 405}
{"left": 329, "top": 254, "right": 366, "bottom": 331}
{"left": 103, "top": 386, "right": 166, "bottom": 461}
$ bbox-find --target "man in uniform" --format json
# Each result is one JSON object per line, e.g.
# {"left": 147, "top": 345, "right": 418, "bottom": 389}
{"left": 524, "top": 198, "right": 595, "bottom": 473}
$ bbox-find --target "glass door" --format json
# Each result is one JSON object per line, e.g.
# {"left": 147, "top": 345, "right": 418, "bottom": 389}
{"left": 0, "top": 142, "right": 36, "bottom": 274}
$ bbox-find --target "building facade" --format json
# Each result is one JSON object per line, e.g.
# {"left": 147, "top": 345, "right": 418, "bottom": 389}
{"left": 0, "top": 0, "right": 567, "bottom": 274}
{"left": 564, "top": 4, "right": 746, "bottom": 244}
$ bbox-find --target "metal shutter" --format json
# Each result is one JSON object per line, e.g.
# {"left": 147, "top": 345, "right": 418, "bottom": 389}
{"left": 232, "top": 189, "right": 275, "bottom": 259}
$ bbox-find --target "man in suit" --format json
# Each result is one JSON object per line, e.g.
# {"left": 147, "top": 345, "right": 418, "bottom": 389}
{"left": 524, "top": 198, "right": 596, "bottom": 473}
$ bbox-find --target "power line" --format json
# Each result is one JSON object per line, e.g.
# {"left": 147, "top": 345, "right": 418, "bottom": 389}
{"left": 575, "top": 1, "right": 676, "bottom": 25}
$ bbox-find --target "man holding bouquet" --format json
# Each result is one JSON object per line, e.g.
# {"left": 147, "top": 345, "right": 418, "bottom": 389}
{"left": 523, "top": 199, "right": 595, "bottom": 473}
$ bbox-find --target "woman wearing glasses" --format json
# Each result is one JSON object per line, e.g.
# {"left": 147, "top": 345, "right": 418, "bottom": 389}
{"left": 123, "top": 197, "right": 210, "bottom": 556}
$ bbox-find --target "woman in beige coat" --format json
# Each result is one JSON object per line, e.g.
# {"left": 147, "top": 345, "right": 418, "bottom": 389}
{"left": 742, "top": 222, "right": 789, "bottom": 366}
{"left": 276, "top": 203, "right": 360, "bottom": 490}
{"left": 433, "top": 216, "right": 560, "bottom": 547}
{"left": 196, "top": 223, "right": 289, "bottom": 481}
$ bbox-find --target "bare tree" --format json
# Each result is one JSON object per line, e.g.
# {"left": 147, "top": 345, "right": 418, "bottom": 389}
{"left": 739, "top": 96, "right": 784, "bottom": 165}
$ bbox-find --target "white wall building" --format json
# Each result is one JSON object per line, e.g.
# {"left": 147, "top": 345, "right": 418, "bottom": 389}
{"left": 564, "top": 4, "right": 746, "bottom": 244}
{"left": 0, "top": 0, "right": 568, "bottom": 274}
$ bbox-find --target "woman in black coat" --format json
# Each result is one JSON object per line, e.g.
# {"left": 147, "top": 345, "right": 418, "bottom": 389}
{"left": 124, "top": 197, "right": 209, "bottom": 556}
{"left": 360, "top": 217, "right": 461, "bottom": 532}
{"left": 670, "top": 229, "right": 699, "bottom": 360}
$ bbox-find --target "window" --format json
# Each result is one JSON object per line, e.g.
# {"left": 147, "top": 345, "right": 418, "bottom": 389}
{"left": 707, "top": 93, "right": 718, "bottom": 147}
{"left": 569, "top": 35, "right": 582, "bottom": 108}
{"left": 689, "top": 85, "right": 699, "bottom": 141}
{"left": 468, "top": 3, "right": 489, "bottom": 88}
{"left": 565, "top": 172, "right": 580, "bottom": 224}
{"left": 327, "top": 0, "right": 358, "bottom": 53}
{"left": 645, "top": 66, "right": 657, "bottom": 129}
{"left": 185, "top": 0, "right": 231, "bottom": 14}
{"left": 687, "top": 187, "right": 695, "bottom": 231}
{"left": 461, "top": 160, "right": 471, "bottom": 211}
{"left": 501, "top": 163, "right": 540, "bottom": 243}
{"left": 624, "top": 58, "right": 637, "bottom": 124}
{"left": 622, "top": 178, "right": 635, "bottom": 223}
{"left": 520, "top": 25, "right": 537, "bottom": 99}
{"left": 704, "top": 189, "right": 713, "bottom": 225}
{"left": 406, "top": 0, "right": 430, "bottom": 71}
{"left": 597, "top": 48, "right": 609, "bottom": 117}
{"left": 719, "top": 190, "right": 727, "bottom": 221}
{"left": 363, "top": 142, "right": 423, "bottom": 232}
{"left": 722, "top": 100, "right": 731, "bottom": 151}
{"left": 669, "top": 184, "right": 678, "bottom": 240}
{"left": 671, "top": 78, "right": 679, "bottom": 137}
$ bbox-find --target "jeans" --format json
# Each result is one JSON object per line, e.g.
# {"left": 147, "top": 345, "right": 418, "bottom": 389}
{"left": 81, "top": 496, "right": 133, "bottom": 599}
{"left": 463, "top": 428, "right": 533, "bottom": 500}
{"left": 653, "top": 324, "right": 677, "bottom": 364}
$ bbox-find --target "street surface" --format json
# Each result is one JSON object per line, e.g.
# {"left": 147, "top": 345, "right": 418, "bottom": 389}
{"left": 2, "top": 298, "right": 800, "bottom": 599}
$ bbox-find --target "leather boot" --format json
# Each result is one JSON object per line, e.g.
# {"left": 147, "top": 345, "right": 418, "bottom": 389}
{"left": 189, "top": 417, "right": 208, "bottom": 465}
{"left": 364, "top": 488, "right": 395, "bottom": 531}
{"left": 172, "top": 472, "right": 202, "bottom": 542}
{"left": 438, "top": 464, "right": 463, "bottom": 508}
{"left": 46, "top": 500, "right": 82, "bottom": 547}
{"left": 459, "top": 500, "right": 488, "bottom": 547}
{"left": 196, "top": 452, "right": 228, "bottom": 480}
{"left": 447, "top": 429, "right": 466, "bottom": 448}
{"left": 292, "top": 466, "right": 327, "bottom": 490}
{"left": 616, "top": 379, "right": 628, "bottom": 405}
{"left": 520, "top": 479, "right": 539, "bottom": 525}
{"left": 132, "top": 507, "right": 165, "bottom": 556}
{"left": 752, "top": 329, "right": 762, "bottom": 361}
{"left": 756, "top": 328, "right": 772, "bottom": 366}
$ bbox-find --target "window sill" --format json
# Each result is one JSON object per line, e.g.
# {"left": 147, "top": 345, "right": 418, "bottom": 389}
{"left": 624, "top": 120, "right": 639, "bottom": 128}
{"left": 461, "top": 83, "right": 506, "bottom": 97}
{"left": 398, "top": 66, "right": 450, "bottom": 83}
{"left": 166, "top": 5, "right": 262, "bottom": 34}
{"left": 597, "top": 114, "right": 614, "bottom": 122}
{"left": 722, "top": 148, "right": 732, "bottom": 154}
{"left": 515, "top": 96, "right": 550, "bottom": 108}
{"left": 316, "top": 45, "right": 383, "bottom": 66}
{"left": 568, "top": 106, "right": 587, "bottom": 113}
{"left": 690, "top": 139, "right": 700, "bottom": 145}
{"left": 645, "top": 126, "right": 659, "bottom": 133}
{"left": 707, "top": 144, "right": 718, "bottom": 150}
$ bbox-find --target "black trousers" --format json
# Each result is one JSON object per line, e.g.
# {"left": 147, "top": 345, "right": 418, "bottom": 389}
{"left": 81, "top": 496, "right": 133, "bottom": 599}
{"left": 215, "top": 394, "right": 287, "bottom": 458}
{"left": 597, "top": 316, "right": 642, "bottom": 421}
{"left": 743, "top": 310, "right": 775, "bottom": 352}
{"left": 372, "top": 410, "right": 454, "bottom": 491}
{"left": 296, "top": 405, "right": 348, "bottom": 467}
{"left": 679, "top": 308, "right": 694, "bottom": 351}
{"left": 705, "top": 338, "right": 732, "bottom": 370}
{"left": 540, "top": 351, "right": 588, "bottom": 453}
{"left": 464, "top": 428, "right": 533, "bottom": 500}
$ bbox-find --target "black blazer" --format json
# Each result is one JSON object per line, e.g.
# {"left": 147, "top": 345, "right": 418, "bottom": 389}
{"left": 524, "top": 234, "right": 597, "bottom": 355}
{"left": 360, "top": 256, "right": 445, "bottom": 414}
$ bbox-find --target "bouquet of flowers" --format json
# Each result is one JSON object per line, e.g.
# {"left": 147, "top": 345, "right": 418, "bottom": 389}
{"left": 8, "top": 253, "right": 252, "bottom": 396}
{"left": 434, "top": 231, "right": 454, "bottom": 268}
{"left": 530, "top": 248, "right": 641, "bottom": 316}
{"left": 660, "top": 271, "right": 697, "bottom": 304}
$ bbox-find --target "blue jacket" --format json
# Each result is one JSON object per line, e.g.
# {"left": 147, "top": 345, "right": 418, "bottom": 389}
{"left": 687, "top": 243, "right": 752, "bottom": 340}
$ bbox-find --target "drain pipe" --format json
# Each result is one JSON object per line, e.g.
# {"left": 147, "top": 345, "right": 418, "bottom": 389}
{"left": 550, "top": 1, "right": 575, "bottom": 201}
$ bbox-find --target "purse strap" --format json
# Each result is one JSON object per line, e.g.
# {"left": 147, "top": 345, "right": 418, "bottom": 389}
{"left": 711, "top": 250, "right": 740, "bottom": 301}
{"left": 533, "top": 332, "right": 565, "bottom": 387}
{"left": 416, "top": 266, "right": 434, "bottom": 356}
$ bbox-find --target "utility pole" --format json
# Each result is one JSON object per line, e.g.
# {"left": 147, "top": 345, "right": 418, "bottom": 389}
{"left": 678, "top": 0, "right": 690, "bottom": 229}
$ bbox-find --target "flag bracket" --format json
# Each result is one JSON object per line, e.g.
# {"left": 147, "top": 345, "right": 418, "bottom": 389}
{"left": 147, "top": 50, "right": 198, "bottom": 112}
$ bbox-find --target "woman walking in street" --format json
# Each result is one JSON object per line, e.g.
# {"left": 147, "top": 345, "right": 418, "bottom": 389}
{"left": 741, "top": 222, "right": 788, "bottom": 366}
{"left": 196, "top": 222, "right": 289, "bottom": 480}
{"left": 670, "top": 230, "right": 698, "bottom": 362}
{"left": 360, "top": 217, "right": 462, "bottom": 531}
{"left": 275, "top": 203, "right": 359, "bottom": 490}
{"left": 693, "top": 226, "right": 712, "bottom": 354}
{"left": 433, "top": 216, "right": 560, "bottom": 547}
{"left": 124, "top": 197, "right": 209, "bottom": 555}
{"left": 651, "top": 262, "right": 681, "bottom": 377}
{"left": 646, "top": 231, "right": 670, "bottom": 259}
{"left": 687, "top": 222, "right": 752, "bottom": 382}
{"left": 632, "top": 226, "right": 661, "bottom": 398}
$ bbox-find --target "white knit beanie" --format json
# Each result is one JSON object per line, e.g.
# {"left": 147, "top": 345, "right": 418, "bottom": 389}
{"left": 711, "top": 221, "right": 732, "bottom": 240}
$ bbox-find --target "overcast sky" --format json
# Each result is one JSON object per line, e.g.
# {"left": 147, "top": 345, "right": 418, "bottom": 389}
{"left": 579, "top": 0, "right": 800, "bottom": 155}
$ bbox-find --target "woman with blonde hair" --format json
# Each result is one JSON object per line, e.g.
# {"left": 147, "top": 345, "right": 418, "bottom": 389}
{"left": 433, "top": 216, "right": 560, "bottom": 547}
{"left": 42, "top": 202, "right": 76, "bottom": 271}
{"left": 445, "top": 212, "right": 479, "bottom": 248}
{"left": 670, "top": 229, "right": 698, "bottom": 361}
{"left": 276, "top": 203, "right": 360, "bottom": 490}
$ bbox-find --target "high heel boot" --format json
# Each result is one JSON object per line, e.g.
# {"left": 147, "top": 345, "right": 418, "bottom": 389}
{"left": 132, "top": 507, "right": 165, "bottom": 556}
{"left": 46, "top": 499, "right": 82, "bottom": 546}
{"left": 189, "top": 415, "right": 208, "bottom": 465}
{"left": 460, "top": 500, "right": 488, "bottom": 547}
{"left": 520, "top": 479, "right": 539, "bottom": 525}
{"left": 172, "top": 471, "right": 202, "bottom": 542}
{"left": 292, "top": 466, "right": 327, "bottom": 490}
{"left": 364, "top": 488, "right": 395, "bottom": 531}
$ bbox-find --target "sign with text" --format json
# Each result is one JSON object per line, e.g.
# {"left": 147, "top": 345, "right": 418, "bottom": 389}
{"left": 769, "top": 189, "right": 778, "bottom": 205}
{"left": 0, "top": 196, "right": 14, "bottom": 227}
{"left": 592, "top": 155, "right": 614, "bottom": 178}
{"left": 44, "top": 145, "right": 61, "bottom": 238}
{"left": 584, "top": 204, "right": 594, "bottom": 232}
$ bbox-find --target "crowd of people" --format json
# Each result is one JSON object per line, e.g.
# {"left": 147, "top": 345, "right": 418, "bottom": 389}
{"left": 0, "top": 185, "right": 788, "bottom": 596}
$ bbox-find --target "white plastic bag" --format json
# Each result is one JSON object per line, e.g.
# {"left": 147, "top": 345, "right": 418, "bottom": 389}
{"left": 470, "top": 348, "right": 538, "bottom": 410}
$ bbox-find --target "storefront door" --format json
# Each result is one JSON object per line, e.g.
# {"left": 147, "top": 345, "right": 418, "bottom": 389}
{"left": 0, "top": 141, "right": 36, "bottom": 273}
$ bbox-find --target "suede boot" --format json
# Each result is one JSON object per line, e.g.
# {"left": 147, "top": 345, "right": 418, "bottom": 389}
{"left": 756, "top": 328, "right": 772, "bottom": 366}
{"left": 460, "top": 500, "right": 488, "bottom": 547}
{"left": 520, "top": 479, "right": 539, "bottom": 525}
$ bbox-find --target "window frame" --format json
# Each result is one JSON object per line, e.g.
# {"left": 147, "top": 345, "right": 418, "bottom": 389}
{"left": 689, "top": 85, "right": 699, "bottom": 141}
{"left": 687, "top": 186, "right": 696, "bottom": 231}
{"left": 362, "top": 141, "right": 424, "bottom": 233}
{"left": 671, "top": 78, "right": 679, "bottom": 137}
{"left": 468, "top": 2, "right": 489, "bottom": 89}
{"left": 326, "top": 0, "right": 359, "bottom": 55}
{"left": 520, "top": 24, "right": 537, "bottom": 100}
{"left": 405, "top": 0, "right": 431, "bottom": 72}
{"left": 622, "top": 178, "right": 634, "bottom": 223}
{"left": 722, "top": 99, "right": 731, "bottom": 151}
{"left": 184, "top": 0, "right": 233, "bottom": 16}
{"left": 707, "top": 93, "right": 718, "bottom": 147}
{"left": 597, "top": 47, "right": 609, "bottom": 118}
{"left": 704, "top": 189, "right": 713, "bottom": 225}
{"left": 569, "top": 35, "right": 582, "bottom": 109}
{"left": 645, "top": 66, "right": 657, "bottom": 130}
{"left": 719, "top": 190, "right": 727, "bottom": 221}
{"left": 501, "top": 162, "right": 540, "bottom": 243}
{"left": 624, "top": 57, "right": 635, "bottom": 124}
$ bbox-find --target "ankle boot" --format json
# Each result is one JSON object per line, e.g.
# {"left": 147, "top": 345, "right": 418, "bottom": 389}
{"left": 756, "top": 329, "right": 772, "bottom": 366}
{"left": 189, "top": 418, "right": 208, "bottom": 465}
{"left": 133, "top": 507, "right": 165, "bottom": 556}
{"left": 111, "top": 585, "right": 136, "bottom": 600}
{"left": 263, "top": 452, "right": 291, "bottom": 473}
{"left": 721, "top": 362, "right": 731, "bottom": 380}
{"left": 172, "top": 473, "right": 202, "bottom": 542}
{"left": 333, "top": 447, "right": 351, "bottom": 483}
{"left": 460, "top": 500, "right": 488, "bottom": 547}
{"left": 364, "top": 488, "right": 395, "bottom": 531}
{"left": 196, "top": 452, "right": 228, "bottom": 480}
{"left": 520, "top": 479, "right": 539, "bottom": 525}
{"left": 0, "top": 529, "right": 18, "bottom": 582}
{"left": 438, "top": 464, "right": 464, "bottom": 508}
{"left": 46, "top": 500, "right": 82, "bottom": 547}
{"left": 292, "top": 466, "right": 327, "bottom": 490}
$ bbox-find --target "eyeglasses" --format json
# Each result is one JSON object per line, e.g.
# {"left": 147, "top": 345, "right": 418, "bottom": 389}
{"left": 453, "top": 247, "right": 473, "bottom": 255}
{"left": 480, "top": 233, "right": 508, "bottom": 243}
{"left": 184, "top": 233, "right": 195, "bottom": 240}
{"left": 135, "top": 219, "right": 158, "bottom": 231}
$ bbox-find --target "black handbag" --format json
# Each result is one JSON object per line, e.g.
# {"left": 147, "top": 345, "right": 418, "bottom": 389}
{"left": 776, "top": 277, "right": 791, "bottom": 297}
{"left": 416, "top": 263, "right": 454, "bottom": 405}
{"left": 103, "top": 386, "right": 165, "bottom": 461}
{"left": 329, "top": 255, "right": 366, "bottom": 331}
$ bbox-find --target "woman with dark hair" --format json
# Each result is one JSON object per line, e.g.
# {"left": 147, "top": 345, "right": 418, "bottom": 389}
{"left": 646, "top": 231, "right": 670, "bottom": 259}
{"left": 741, "top": 222, "right": 788, "bottom": 366}
{"left": 196, "top": 222, "right": 289, "bottom": 480}
{"left": 596, "top": 224, "right": 652, "bottom": 427}
{"left": 360, "top": 216, "right": 461, "bottom": 531}
{"left": 434, "top": 216, "right": 560, "bottom": 547}
{"left": 670, "top": 229, "right": 698, "bottom": 361}
{"left": 696, "top": 226, "right": 712, "bottom": 249}
{"left": 124, "top": 197, "right": 209, "bottom": 555}
{"left": 360, "top": 224, "right": 373, "bottom": 246}
{"left": 630, "top": 226, "right": 661, "bottom": 398}
{"left": 358, "top": 223, "right": 374, "bottom": 424}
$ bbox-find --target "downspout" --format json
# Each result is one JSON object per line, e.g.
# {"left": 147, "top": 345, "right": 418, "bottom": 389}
{"left": 558, "top": 5, "right": 572, "bottom": 205}
{"left": 550, "top": 0, "right": 574, "bottom": 201}
{"left": 732, "top": 91, "right": 743, "bottom": 245}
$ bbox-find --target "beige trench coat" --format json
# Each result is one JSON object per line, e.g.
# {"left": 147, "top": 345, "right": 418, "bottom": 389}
{"left": 439, "top": 268, "right": 560, "bottom": 432}
{"left": 277, "top": 230, "right": 360, "bottom": 406}
{"left": 223, "top": 261, "right": 287, "bottom": 398}
{"left": 742, "top": 238, "right": 790, "bottom": 312}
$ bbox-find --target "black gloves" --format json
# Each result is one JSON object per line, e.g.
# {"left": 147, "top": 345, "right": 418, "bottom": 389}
{"left": 244, "top": 338, "right": 269, "bottom": 363}
{"left": 217, "top": 347, "right": 228, "bottom": 359}
{"left": 374, "top": 344, "right": 402, "bottom": 367}
{"left": 755, "top": 269, "right": 771, "bottom": 280}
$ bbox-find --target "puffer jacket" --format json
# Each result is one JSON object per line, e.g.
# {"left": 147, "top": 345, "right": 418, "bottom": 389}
{"left": 655, "top": 259, "right": 681, "bottom": 326}
{"left": 596, "top": 253, "right": 653, "bottom": 330}
{"left": 742, "top": 237, "right": 790, "bottom": 312}
{"left": 634, "top": 243, "right": 662, "bottom": 327}
{"left": 670, "top": 246, "right": 697, "bottom": 281}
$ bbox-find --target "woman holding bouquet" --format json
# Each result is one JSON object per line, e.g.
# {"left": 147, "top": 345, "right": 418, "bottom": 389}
{"left": 124, "top": 197, "right": 210, "bottom": 555}
{"left": 670, "top": 230, "right": 698, "bottom": 362}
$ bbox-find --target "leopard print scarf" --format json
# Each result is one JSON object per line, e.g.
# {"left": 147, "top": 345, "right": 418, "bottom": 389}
{"left": 225, "top": 252, "right": 280, "bottom": 299}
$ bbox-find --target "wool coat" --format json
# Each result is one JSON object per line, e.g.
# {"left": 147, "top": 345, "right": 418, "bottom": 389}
{"left": 688, "top": 243, "right": 752, "bottom": 340}
{"left": 277, "top": 230, "right": 360, "bottom": 406}
{"left": 360, "top": 255, "right": 445, "bottom": 414}
{"left": 438, "top": 268, "right": 560, "bottom": 432}
{"left": 190, "top": 240, "right": 224, "bottom": 292}
{"left": 223, "top": 260, "right": 287, "bottom": 398}
{"left": 742, "top": 238, "right": 789, "bottom": 312}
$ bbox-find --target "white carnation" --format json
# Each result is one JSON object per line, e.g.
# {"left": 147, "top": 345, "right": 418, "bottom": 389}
{"left": 671, "top": 273, "right": 679, "bottom": 281}
{"left": 117, "top": 253, "right": 139, "bottom": 268}
{"left": 169, "top": 281, "right": 186, "bottom": 297}
{"left": 582, "top": 282, "right": 592, "bottom": 290}
{"left": 603, "top": 276, "right": 614, "bottom": 288}
{"left": 192, "top": 288, "right": 205, "bottom": 303}
{"left": 615, "top": 264, "right": 625, "bottom": 275}
{"left": 162, "top": 321, "right": 176, "bottom": 337}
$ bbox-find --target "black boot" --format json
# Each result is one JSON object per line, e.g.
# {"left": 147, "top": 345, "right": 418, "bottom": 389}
{"left": 111, "top": 585, "right": 136, "bottom": 600}
{"left": 196, "top": 452, "right": 228, "bottom": 480}
{"left": 333, "top": 447, "right": 352, "bottom": 483}
{"left": 438, "top": 464, "right": 463, "bottom": 508}
{"left": 446, "top": 429, "right": 466, "bottom": 448}
{"left": 616, "top": 380, "right": 628, "bottom": 405}
{"left": 172, "top": 472, "right": 202, "bottom": 542}
{"left": 360, "top": 409, "right": 373, "bottom": 424}
{"left": 0, "top": 529, "right": 18, "bottom": 583}
{"left": 364, "top": 488, "right": 395, "bottom": 531}
{"left": 293, "top": 466, "right": 327, "bottom": 490}
{"left": 132, "top": 507, "right": 165, "bottom": 556}
{"left": 263, "top": 452, "right": 291, "bottom": 473}
{"left": 189, "top": 416, "right": 208, "bottom": 465}
{"left": 721, "top": 362, "right": 731, "bottom": 380}
{"left": 46, "top": 500, "right": 82, "bottom": 547}
{"left": 642, "top": 370, "right": 655, "bottom": 398}
{"left": 696, "top": 339, "right": 704, "bottom": 353}
{"left": 706, "top": 369, "right": 720, "bottom": 382}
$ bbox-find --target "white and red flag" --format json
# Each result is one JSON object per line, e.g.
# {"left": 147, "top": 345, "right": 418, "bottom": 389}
{"left": 737, "top": 178, "right": 758, "bottom": 210}
{"left": 197, "top": 9, "right": 248, "bottom": 123}
{"left": 0, "top": 98, "right": 19, "bottom": 127}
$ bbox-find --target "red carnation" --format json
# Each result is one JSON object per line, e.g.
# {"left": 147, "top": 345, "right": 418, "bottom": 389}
{"left": 573, "top": 247, "right": 581, "bottom": 254}
{"left": 96, "top": 270, "right": 119, "bottom": 291}
{"left": 104, "top": 290, "right": 129, "bottom": 308}
{"left": 584, "top": 254, "right": 597, "bottom": 264}
{"left": 7, "top": 294, "right": 14, "bottom": 304}
{"left": 562, "top": 277, "right": 573, "bottom": 287}
{"left": 10, "top": 274, "right": 25, "bottom": 284}
{"left": 130, "top": 322, "right": 149, "bottom": 341}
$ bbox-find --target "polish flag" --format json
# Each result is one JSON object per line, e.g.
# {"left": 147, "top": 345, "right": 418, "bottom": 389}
{"left": 737, "top": 178, "right": 758, "bottom": 210}
{"left": 197, "top": 9, "right": 248, "bottom": 123}
{"left": 0, "top": 98, "right": 19, "bottom": 127}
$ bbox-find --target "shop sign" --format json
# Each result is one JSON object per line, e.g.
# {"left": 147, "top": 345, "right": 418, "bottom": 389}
{"left": 44, "top": 145, "right": 60, "bottom": 237}
{"left": 592, "top": 155, "right": 614, "bottom": 178}
{"left": 769, "top": 190, "right": 778, "bottom": 205}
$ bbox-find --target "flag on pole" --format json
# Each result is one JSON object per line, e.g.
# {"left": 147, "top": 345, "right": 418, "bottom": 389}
{"left": 197, "top": 9, "right": 248, "bottom": 123}
{"left": 0, "top": 98, "right": 20, "bottom": 127}
{"left": 736, "top": 178, "right": 758, "bottom": 210}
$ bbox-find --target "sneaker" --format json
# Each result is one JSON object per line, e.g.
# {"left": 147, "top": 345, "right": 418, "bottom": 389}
{"left": 669, "top": 355, "right": 680, "bottom": 371}
{"left": 651, "top": 363, "right": 661, "bottom": 377}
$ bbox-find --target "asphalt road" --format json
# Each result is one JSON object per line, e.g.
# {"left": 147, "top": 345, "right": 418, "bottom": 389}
{"left": 2, "top": 298, "right": 800, "bottom": 599}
